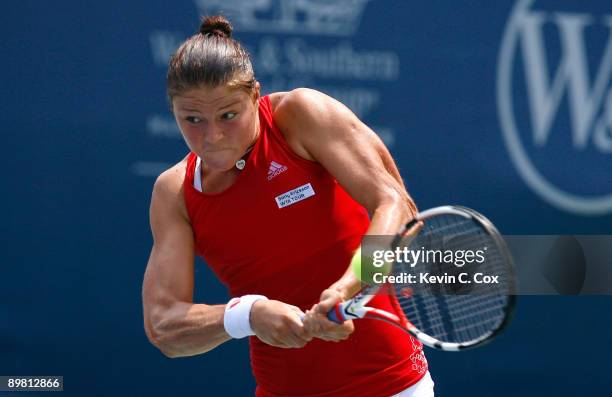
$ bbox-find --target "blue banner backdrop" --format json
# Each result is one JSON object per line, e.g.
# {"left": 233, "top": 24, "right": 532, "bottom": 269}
{"left": 1, "top": 0, "right": 611, "bottom": 395}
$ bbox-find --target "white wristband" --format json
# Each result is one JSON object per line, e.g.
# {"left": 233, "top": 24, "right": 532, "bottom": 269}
{"left": 223, "top": 295, "right": 268, "bottom": 339}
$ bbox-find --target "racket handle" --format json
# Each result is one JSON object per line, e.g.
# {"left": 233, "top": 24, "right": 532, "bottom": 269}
{"left": 327, "top": 303, "right": 346, "bottom": 323}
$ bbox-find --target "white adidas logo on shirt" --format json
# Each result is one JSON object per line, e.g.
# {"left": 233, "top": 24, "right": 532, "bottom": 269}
{"left": 267, "top": 161, "right": 288, "bottom": 180}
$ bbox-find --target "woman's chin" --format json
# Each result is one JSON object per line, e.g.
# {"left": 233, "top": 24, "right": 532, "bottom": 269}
{"left": 202, "top": 157, "right": 237, "bottom": 172}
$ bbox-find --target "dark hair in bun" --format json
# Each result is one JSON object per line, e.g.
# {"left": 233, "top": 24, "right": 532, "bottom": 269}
{"left": 199, "top": 15, "right": 233, "bottom": 38}
{"left": 166, "top": 15, "right": 256, "bottom": 104}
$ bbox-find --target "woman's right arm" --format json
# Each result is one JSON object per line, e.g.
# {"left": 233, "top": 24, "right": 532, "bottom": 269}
{"left": 142, "top": 165, "right": 312, "bottom": 357}
{"left": 142, "top": 166, "right": 230, "bottom": 357}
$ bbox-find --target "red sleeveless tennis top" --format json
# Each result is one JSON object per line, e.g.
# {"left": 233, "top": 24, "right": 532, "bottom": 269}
{"left": 183, "top": 95, "right": 427, "bottom": 397}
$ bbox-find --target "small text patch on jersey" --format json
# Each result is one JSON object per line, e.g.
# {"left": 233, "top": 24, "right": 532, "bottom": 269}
{"left": 275, "top": 183, "right": 316, "bottom": 208}
{"left": 267, "top": 161, "right": 288, "bottom": 180}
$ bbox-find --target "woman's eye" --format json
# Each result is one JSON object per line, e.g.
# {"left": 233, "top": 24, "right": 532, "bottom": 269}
{"left": 221, "top": 112, "right": 237, "bottom": 120}
{"left": 186, "top": 116, "right": 201, "bottom": 124}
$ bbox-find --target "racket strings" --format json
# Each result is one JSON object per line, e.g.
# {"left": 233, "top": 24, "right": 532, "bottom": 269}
{"left": 449, "top": 297, "right": 507, "bottom": 335}
{"left": 392, "top": 213, "right": 512, "bottom": 344}
{"left": 413, "top": 215, "right": 508, "bottom": 286}
{"left": 400, "top": 294, "right": 509, "bottom": 343}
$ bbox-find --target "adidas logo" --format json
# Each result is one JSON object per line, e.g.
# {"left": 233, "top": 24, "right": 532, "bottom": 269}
{"left": 267, "top": 161, "right": 288, "bottom": 180}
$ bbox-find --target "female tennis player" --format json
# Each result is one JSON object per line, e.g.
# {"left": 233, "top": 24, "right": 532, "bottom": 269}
{"left": 142, "top": 15, "right": 434, "bottom": 397}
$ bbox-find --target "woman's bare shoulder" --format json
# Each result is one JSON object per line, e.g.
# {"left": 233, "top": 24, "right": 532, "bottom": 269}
{"left": 270, "top": 88, "right": 316, "bottom": 161}
{"left": 151, "top": 155, "right": 190, "bottom": 216}
{"left": 268, "top": 88, "right": 321, "bottom": 114}
{"left": 267, "top": 91, "right": 287, "bottom": 111}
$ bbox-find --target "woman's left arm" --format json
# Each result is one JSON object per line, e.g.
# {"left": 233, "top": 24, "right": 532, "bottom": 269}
{"left": 273, "top": 88, "right": 419, "bottom": 340}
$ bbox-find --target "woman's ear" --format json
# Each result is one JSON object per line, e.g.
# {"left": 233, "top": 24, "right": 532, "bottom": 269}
{"left": 252, "top": 80, "right": 261, "bottom": 102}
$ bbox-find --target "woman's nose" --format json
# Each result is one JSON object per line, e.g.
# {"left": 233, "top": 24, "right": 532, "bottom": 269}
{"left": 203, "top": 123, "right": 223, "bottom": 144}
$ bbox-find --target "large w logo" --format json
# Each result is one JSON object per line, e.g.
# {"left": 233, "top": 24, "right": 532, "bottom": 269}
{"left": 518, "top": 7, "right": 612, "bottom": 150}
{"left": 498, "top": 0, "right": 612, "bottom": 215}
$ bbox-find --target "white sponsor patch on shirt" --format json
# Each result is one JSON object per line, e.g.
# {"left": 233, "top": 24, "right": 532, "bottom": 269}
{"left": 275, "top": 183, "right": 316, "bottom": 208}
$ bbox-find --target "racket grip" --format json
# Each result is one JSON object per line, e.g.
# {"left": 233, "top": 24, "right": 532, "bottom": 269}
{"left": 327, "top": 303, "right": 345, "bottom": 323}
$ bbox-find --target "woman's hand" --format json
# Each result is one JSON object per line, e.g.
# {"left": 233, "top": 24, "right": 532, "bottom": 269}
{"left": 302, "top": 289, "right": 355, "bottom": 342}
{"left": 250, "top": 300, "right": 313, "bottom": 348}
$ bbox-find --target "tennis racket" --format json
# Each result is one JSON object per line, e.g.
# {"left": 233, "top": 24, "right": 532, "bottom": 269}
{"left": 328, "top": 205, "right": 516, "bottom": 351}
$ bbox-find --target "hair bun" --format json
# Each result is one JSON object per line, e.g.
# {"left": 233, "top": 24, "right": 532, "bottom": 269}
{"left": 199, "top": 15, "right": 233, "bottom": 38}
